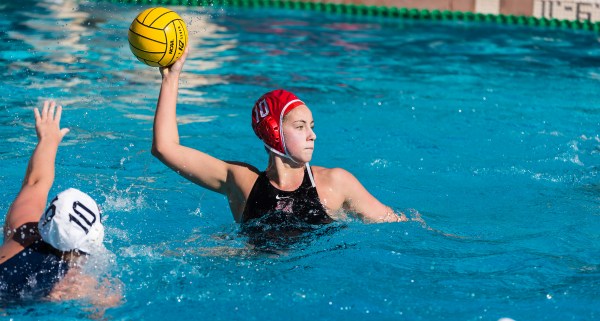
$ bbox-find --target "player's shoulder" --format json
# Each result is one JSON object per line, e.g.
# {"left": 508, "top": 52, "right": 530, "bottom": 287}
{"left": 311, "top": 166, "right": 355, "bottom": 184}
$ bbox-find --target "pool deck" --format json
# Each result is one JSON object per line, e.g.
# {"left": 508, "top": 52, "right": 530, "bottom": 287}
{"left": 304, "top": 0, "right": 600, "bottom": 22}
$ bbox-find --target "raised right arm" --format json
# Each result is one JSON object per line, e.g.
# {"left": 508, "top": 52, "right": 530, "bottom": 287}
{"left": 4, "top": 101, "right": 70, "bottom": 241}
{"left": 151, "top": 47, "right": 231, "bottom": 195}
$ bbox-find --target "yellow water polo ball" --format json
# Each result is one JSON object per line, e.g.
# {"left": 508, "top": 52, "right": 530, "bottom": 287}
{"left": 128, "top": 7, "right": 188, "bottom": 67}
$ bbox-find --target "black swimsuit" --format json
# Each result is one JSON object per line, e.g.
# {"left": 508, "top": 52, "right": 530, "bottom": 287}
{"left": 0, "top": 225, "right": 69, "bottom": 301}
{"left": 242, "top": 165, "right": 333, "bottom": 224}
{"left": 241, "top": 165, "right": 334, "bottom": 249}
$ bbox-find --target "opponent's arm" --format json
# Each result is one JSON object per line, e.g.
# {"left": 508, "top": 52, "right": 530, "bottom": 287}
{"left": 48, "top": 271, "right": 123, "bottom": 317}
{"left": 151, "top": 47, "right": 231, "bottom": 194}
{"left": 334, "top": 168, "right": 407, "bottom": 223}
{"left": 4, "top": 101, "right": 70, "bottom": 240}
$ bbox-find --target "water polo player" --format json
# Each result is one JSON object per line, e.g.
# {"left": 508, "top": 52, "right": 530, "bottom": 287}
{"left": 152, "top": 47, "right": 406, "bottom": 227}
{"left": 0, "top": 101, "right": 120, "bottom": 305}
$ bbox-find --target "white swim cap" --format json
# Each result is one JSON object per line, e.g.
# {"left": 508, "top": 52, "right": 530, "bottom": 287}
{"left": 38, "top": 188, "right": 104, "bottom": 254}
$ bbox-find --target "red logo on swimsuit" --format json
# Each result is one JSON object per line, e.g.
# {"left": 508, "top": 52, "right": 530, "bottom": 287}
{"left": 275, "top": 198, "right": 293, "bottom": 214}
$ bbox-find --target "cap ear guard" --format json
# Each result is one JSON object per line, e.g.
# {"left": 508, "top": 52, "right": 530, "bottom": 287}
{"left": 254, "top": 115, "right": 281, "bottom": 151}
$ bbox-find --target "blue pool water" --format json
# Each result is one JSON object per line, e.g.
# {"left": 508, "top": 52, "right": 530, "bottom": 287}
{"left": 1, "top": 0, "right": 599, "bottom": 320}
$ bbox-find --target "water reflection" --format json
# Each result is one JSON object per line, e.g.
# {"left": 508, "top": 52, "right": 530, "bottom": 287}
{"left": 4, "top": 1, "right": 233, "bottom": 120}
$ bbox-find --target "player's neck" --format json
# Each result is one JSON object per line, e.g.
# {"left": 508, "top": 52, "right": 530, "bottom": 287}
{"left": 266, "top": 156, "right": 305, "bottom": 190}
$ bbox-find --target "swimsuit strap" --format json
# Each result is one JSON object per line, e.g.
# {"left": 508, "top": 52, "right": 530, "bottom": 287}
{"left": 305, "top": 162, "right": 316, "bottom": 187}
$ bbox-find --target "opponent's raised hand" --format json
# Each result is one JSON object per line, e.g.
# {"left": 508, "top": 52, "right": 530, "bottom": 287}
{"left": 34, "top": 100, "right": 70, "bottom": 145}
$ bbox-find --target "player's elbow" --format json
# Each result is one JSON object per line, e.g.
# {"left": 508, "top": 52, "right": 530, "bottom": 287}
{"left": 20, "top": 176, "right": 53, "bottom": 196}
{"left": 151, "top": 136, "right": 180, "bottom": 160}
{"left": 151, "top": 142, "right": 168, "bottom": 161}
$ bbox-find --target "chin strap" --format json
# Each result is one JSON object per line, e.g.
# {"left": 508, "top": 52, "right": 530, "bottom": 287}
{"left": 266, "top": 144, "right": 315, "bottom": 187}
{"left": 265, "top": 143, "right": 301, "bottom": 164}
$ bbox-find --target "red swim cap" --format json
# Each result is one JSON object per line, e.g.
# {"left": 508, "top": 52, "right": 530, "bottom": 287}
{"left": 251, "top": 89, "right": 305, "bottom": 157}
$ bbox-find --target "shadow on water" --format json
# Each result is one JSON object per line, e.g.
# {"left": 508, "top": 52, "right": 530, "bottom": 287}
{"left": 157, "top": 207, "right": 453, "bottom": 264}
{"left": 239, "top": 211, "right": 344, "bottom": 254}
{"left": 159, "top": 217, "right": 350, "bottom": 260}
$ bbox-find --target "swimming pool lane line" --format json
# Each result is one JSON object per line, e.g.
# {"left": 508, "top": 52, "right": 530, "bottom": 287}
{"left": 99, "top": 0, "right": 600, "bottom": 33}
